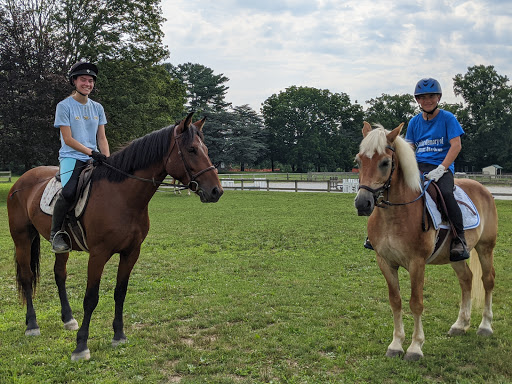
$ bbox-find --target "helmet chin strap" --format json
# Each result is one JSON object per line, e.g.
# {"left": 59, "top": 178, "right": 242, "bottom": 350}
{"left": 75, "top": 89, "right": 88, "bottom": 97}
{"left": 421, "top": 105, "right": 438, "bottom": 120}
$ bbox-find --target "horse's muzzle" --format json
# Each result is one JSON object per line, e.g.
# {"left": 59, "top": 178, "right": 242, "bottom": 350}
{"left": 354, "top": 189, "right": 375, "bottom": 216}
{"left": 197, "top": 185, "right": 223, "bottom": 203}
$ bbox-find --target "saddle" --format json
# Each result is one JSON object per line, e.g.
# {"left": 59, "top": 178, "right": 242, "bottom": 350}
{"left": 423, "top": 182, "right": 480, "bottom": 264}
{"left": 40, "top": 162, "right": 95, "bottom": 252}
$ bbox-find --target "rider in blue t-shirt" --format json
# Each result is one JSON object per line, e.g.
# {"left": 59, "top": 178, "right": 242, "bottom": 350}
{"left": 50, "top": 62, "right": 110, "bottom": 253}
{"left": 405, "top": 78, "right": 469, "bottom": 262}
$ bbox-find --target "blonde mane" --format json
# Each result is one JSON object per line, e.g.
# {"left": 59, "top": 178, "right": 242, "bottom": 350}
{"left": 360, "top": 125, "right": 420, "bottom": 192}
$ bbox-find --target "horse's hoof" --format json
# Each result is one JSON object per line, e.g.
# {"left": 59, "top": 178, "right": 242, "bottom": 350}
{"left": 71, "top": 349, "right": 91, "bottom": 361}
{"left": 112, "top": 337, "right": 127, "bottom": 347}
{"left": 64, "top": 319, "right": 79, "bottom": 331}
{"left": 404, "top": 352, "right": 423, "bottom": 361}
{"left": 477, "top": 327, "right": 493, "bottom": 337}
{"left": 385, "top": 349, "right": 403, "bottom": 358}
{"left": 448, "top": 327, "right": 466, "bottom": 336}
{"left": 25, "top": 328, "right": 41, "bottom": 336}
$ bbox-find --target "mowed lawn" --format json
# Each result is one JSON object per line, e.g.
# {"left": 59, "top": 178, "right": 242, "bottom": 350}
{"left": 0, "top": 181, "right": 511, "bottom": 383}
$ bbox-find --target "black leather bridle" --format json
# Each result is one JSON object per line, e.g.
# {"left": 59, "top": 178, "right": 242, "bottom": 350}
{"left": 165, "top": 124, "right": 216, "bottom": 192}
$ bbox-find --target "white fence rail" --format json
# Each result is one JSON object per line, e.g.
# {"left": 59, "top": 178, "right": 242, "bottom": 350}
{"left": 220, "top": 178, "right": 359, "bottom": 193}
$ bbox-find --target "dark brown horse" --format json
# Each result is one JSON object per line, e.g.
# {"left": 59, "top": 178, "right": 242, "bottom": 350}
{"left": 354, "top": 122, "right": 496, "bottom": 360}
{"left": 7, "top": 112, "right": 223, "bottom": 361}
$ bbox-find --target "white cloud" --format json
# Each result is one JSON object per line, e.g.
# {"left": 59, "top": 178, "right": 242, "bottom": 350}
{"left": 161, "top": 0, "right": 512, "bottom": 112}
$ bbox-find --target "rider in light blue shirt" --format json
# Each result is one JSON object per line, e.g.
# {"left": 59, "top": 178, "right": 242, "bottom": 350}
{"left": 50, "top": 62, "right": 110, "bottom": 253}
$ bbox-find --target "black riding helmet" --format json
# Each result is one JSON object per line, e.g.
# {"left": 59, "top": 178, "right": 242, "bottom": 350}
{"left": 68, "top": 62, "right": 98, "bottom": 86}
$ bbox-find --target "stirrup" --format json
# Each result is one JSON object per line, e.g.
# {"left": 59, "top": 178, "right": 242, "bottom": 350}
{"left": 450, "top": 237, "right": 469, "bottom": 262}
{"left": 51, "top": 230, "right": 72, "bottom": 253}
{"left": 363, "top": 237, "right": 374, "bottom": 250}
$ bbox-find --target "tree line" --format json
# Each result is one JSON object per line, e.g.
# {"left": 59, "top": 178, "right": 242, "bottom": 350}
{"left": 1, "top": 0, "right": 511, "bottom": 174}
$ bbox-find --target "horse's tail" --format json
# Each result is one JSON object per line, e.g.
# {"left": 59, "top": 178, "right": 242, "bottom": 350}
{"left": 470, "top": 249, "right": 485, "bottom": 309}
{"left": 15, "top": 231, "right": 41, "bottom": 302}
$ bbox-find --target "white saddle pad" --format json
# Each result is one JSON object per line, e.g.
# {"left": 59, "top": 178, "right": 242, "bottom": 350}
{"left": 40, "top": 177, "right": 90, "bottom": 218}
{"left": 425, "top": 185, "right": 480, "bottom": 230}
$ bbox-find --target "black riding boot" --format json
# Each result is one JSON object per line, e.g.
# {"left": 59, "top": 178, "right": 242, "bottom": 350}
{"left": 50, "top": 194, "right": 72, "bottom": 253}
{"left": 450, "top": 232, "right": 469, "bottom": 262}
{"left": 363, "top": 237, "right": 374, "bottom": 250}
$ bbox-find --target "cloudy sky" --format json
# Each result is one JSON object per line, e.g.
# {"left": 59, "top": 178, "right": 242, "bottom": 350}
{"left": 161, "top": 0, "right": 512, "bottom": 112}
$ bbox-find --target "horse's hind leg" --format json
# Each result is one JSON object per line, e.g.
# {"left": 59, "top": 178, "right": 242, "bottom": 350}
{"left": 14, "top": 231, "right": 41, "bottom": 336}
{"left": 377, "top": 255, "right": 405, "bottom": 358}
{"left": 475, "top": 244, "right": 495, "bottom": 336}
{"left": 448, "top": 260, "right": 472, "bottom": 335}
{"left": 54, "top": 252, "right": 79, "bottom": 331}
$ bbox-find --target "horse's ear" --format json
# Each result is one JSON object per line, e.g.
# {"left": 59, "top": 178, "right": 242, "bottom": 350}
{"left": 362, "top": 121, "right": 372, "bottom": 137}
{"left": 387, "top": 123, "right": 404, "bottom": 143}
{"left": 182, "top": 111, "right": 195, "bottom": 133}
{"left": 193, "top": 117, "right": 206, "bottom": 131}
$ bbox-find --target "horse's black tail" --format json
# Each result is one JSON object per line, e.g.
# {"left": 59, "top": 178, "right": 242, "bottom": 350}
{"left": 15, "top": 231, "right": 41, "bottom": 302}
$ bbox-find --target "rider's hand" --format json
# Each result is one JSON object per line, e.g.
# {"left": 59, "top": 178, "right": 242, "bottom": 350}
{"left": 426, "top": 165, "right": 446, "bottom": 182}
{"left": 90, "top": 150, "right": 107, "bottom": 164}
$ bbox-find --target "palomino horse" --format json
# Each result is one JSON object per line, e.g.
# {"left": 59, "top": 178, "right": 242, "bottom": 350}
{"left": 7, "top": 112, "right": 223, "bottom": 361}
{"left": 354, "top": 122, "right": 496, "bottom": 361}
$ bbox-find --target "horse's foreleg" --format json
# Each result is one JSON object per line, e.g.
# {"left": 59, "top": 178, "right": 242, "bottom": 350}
{"left": 54, "top": 252, "right": 78, "bottom": 331}
{"left": 112, "top": 247, "right": 141, "bottom": 347}
{"left": 377, "top": 256, "right": 404, "bottom": 357}
{"left": 405, "top": 259, "right": 425, "bottom": 361}
{"left": 475, "top": 245, "right": 495, "bottom": 336}
{"left": 449, "top": 260, "right": 473, "bottom": 335}
{"left": 71, "top": 259, "right": 106, "bottom": 361}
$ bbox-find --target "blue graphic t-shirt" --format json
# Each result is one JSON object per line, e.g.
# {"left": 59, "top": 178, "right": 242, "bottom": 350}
{"left": 405, "top": 109, "right": 464, "bottom": 173}
{"left": 54, "top": 97, "right": 107, "bottom": 162}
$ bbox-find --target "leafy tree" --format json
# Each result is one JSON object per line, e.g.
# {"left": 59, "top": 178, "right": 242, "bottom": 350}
{"left": 166, "top": 63, "right": 231, "bottom": 112}
{"left": 364, "top": 93, "right": 416, "bottom": 132}
{"left": 95, "top": 61, "right": 185, "bottom": 150}
{"left": 262, "top": 86, "right": 363, "bottom": 172}
{"left": 453, "top": 65, "right": 512, "bottom": 170}
{"left": 55, "top": 0, "right": 168, "bottom": 67}
{"left": 0, "top": 0, "right": 180, "bottom": 171}
{"left": 0, "top": 0, "right": 65, "bottom": 171}
{"left": 226, "top": 105, "right": 267, "bottom": 171}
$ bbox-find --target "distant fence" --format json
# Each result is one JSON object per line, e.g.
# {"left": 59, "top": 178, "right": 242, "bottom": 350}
{"left": 219, "top": 177, "right": 359, "bottom": 193}
{"left": 156, "top": 172, "right": 512, "bottom": 198}
{"left": 0, "top": 170, "right": 11, "bottom": 183}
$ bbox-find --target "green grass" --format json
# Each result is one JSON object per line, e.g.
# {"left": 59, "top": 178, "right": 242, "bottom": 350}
{"left": 0, "top": 181, "right": 511, "bottom": 383}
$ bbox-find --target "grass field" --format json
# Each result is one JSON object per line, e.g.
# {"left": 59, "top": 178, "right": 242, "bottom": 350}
{"left": 0, "top": 180, "right": 511, "bottom": 383}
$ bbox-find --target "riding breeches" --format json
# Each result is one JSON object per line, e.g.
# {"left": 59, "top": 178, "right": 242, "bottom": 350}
{"left": 59, "top": 158, "right": 87, "bottom": 203}
{"left": 418, "top": 163, "right": 464, "bottom": 235}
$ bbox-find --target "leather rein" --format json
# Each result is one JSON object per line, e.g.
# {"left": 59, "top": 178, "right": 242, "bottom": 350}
{"left": 102, "top": 124, "right": 216, "bottom": 192}
{"left": 358, "top": 145, "right": 430, "bottom": 208}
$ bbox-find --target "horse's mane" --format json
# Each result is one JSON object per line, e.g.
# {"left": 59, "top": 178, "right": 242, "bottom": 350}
{"left": 92, "top": 123, "right": 199, "bottom": 183}
{"left": 360, "top": 125, "right": 421, "bottom": 192}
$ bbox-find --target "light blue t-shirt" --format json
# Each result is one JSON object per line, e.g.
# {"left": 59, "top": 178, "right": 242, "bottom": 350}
{"left": 405, "top": 109, "right": 464, "bottom": 174}
{"left": 54, "top": 96, "right": 107, "bottom": 162}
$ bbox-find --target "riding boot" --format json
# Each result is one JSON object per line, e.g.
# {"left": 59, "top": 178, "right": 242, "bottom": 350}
{"left": 50, "top": 194, "right": 72, "bottom": 253}
{"left": 363, "top": 237, "right": 374, "bottom": 250}
{"left": 450, "top": 232, "right": 469, "bottom": 262}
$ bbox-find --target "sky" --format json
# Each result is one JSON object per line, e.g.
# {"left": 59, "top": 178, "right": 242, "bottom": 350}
{"left": 160, "top": 0, "right": 512, "bottom": 112}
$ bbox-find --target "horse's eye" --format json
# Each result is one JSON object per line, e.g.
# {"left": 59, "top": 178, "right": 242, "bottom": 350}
{"left": 188, "top": 147, "right": 197, "bottom": 154}
{"left": 380, "top": 159, "right": 390, "bottom": 169}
